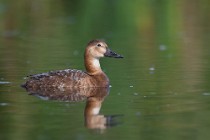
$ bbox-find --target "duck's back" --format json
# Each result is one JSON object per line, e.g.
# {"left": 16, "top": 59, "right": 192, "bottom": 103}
{"left": 23, "top": 69, "right": 90, "bottom": 89}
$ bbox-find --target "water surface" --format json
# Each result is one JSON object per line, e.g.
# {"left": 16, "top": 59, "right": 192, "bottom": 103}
{"left": 1, "top": 0, "right": 210, "bottom": 140}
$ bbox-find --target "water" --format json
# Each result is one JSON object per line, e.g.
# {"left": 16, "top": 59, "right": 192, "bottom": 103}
{"left": 1, "top": 0, "right": 210, "bottom": 140}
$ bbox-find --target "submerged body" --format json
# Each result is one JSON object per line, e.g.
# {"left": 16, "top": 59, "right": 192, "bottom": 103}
{"left": 22, "top": 40, "right": 123, "bottom": 89}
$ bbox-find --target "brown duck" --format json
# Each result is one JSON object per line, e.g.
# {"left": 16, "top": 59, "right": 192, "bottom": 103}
{"left": 22, "top": 40, "right": 123, "bottom": 89}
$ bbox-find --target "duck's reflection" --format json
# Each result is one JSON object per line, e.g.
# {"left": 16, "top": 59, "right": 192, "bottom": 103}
{"left": 23, "top": 86, "right": 123, "bottom": 130}
{"left": 84, "top": 88, "right": 123, "bottom": 130}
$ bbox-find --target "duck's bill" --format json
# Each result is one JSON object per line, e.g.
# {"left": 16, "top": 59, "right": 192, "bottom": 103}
{"left": 104, "top": 48, "right": 123, "bottom": 58}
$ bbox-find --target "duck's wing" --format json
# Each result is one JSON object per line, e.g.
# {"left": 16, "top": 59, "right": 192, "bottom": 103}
{"left": 29, "top": 69, "right": 87, "bottom": 80}
{"left": 24, "top": 69, "right": 90, "bottom": 88}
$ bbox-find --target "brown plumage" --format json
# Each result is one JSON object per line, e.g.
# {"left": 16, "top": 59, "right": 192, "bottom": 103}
{"left": 22, "top": 39, "right": 123, "bottom": 90}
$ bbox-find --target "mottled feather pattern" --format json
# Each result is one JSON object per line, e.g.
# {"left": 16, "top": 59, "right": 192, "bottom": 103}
{"left": 26, "top": 69, "right": 90, "bottom": 88}
{"left": 30, "top": 69, "right": 87, "bottom": 79}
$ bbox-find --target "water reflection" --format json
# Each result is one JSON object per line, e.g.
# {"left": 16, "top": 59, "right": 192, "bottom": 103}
{"left": 22, "top": 86, "right": 122, "bottom": 131}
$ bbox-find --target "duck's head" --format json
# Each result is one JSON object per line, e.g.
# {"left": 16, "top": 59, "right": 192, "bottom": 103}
{"left": 85, "top": 40, "right": 123, "bottom": 59}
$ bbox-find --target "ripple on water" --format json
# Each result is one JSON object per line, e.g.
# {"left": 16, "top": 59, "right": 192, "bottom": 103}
{"left": 202, "top": 93, "right": 210, "bottom": 96}
{"left": 0, "top": 103, "right": 9, "bottom": 106}
{"left": 0, "top": 81, "right": 11, "bottom": 84}
{"left": 133, "top": 93, "right": 139, "bottom": 96}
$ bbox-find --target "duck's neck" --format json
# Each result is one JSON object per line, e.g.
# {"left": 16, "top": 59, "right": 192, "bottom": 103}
{"left": 84, "top": 55, "right": 103, "bottom": 75}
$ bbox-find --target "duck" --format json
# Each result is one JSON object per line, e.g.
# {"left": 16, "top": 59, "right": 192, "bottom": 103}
{"left": 22, "top": 39, "right": 123, "bottom": 89}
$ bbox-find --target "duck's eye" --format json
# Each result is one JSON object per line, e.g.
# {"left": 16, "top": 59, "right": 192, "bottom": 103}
{"left": 97, "top": 44, "right": 101, "bottom": 47}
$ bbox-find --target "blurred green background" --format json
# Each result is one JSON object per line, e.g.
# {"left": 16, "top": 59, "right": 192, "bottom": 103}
{"left": 1, "top": 0, "right": 210, "bottom": 140}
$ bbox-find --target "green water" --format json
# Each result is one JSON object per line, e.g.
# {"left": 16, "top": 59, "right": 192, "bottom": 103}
{"left": 1, "top": 0, "right": 210, "bottom": 140}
